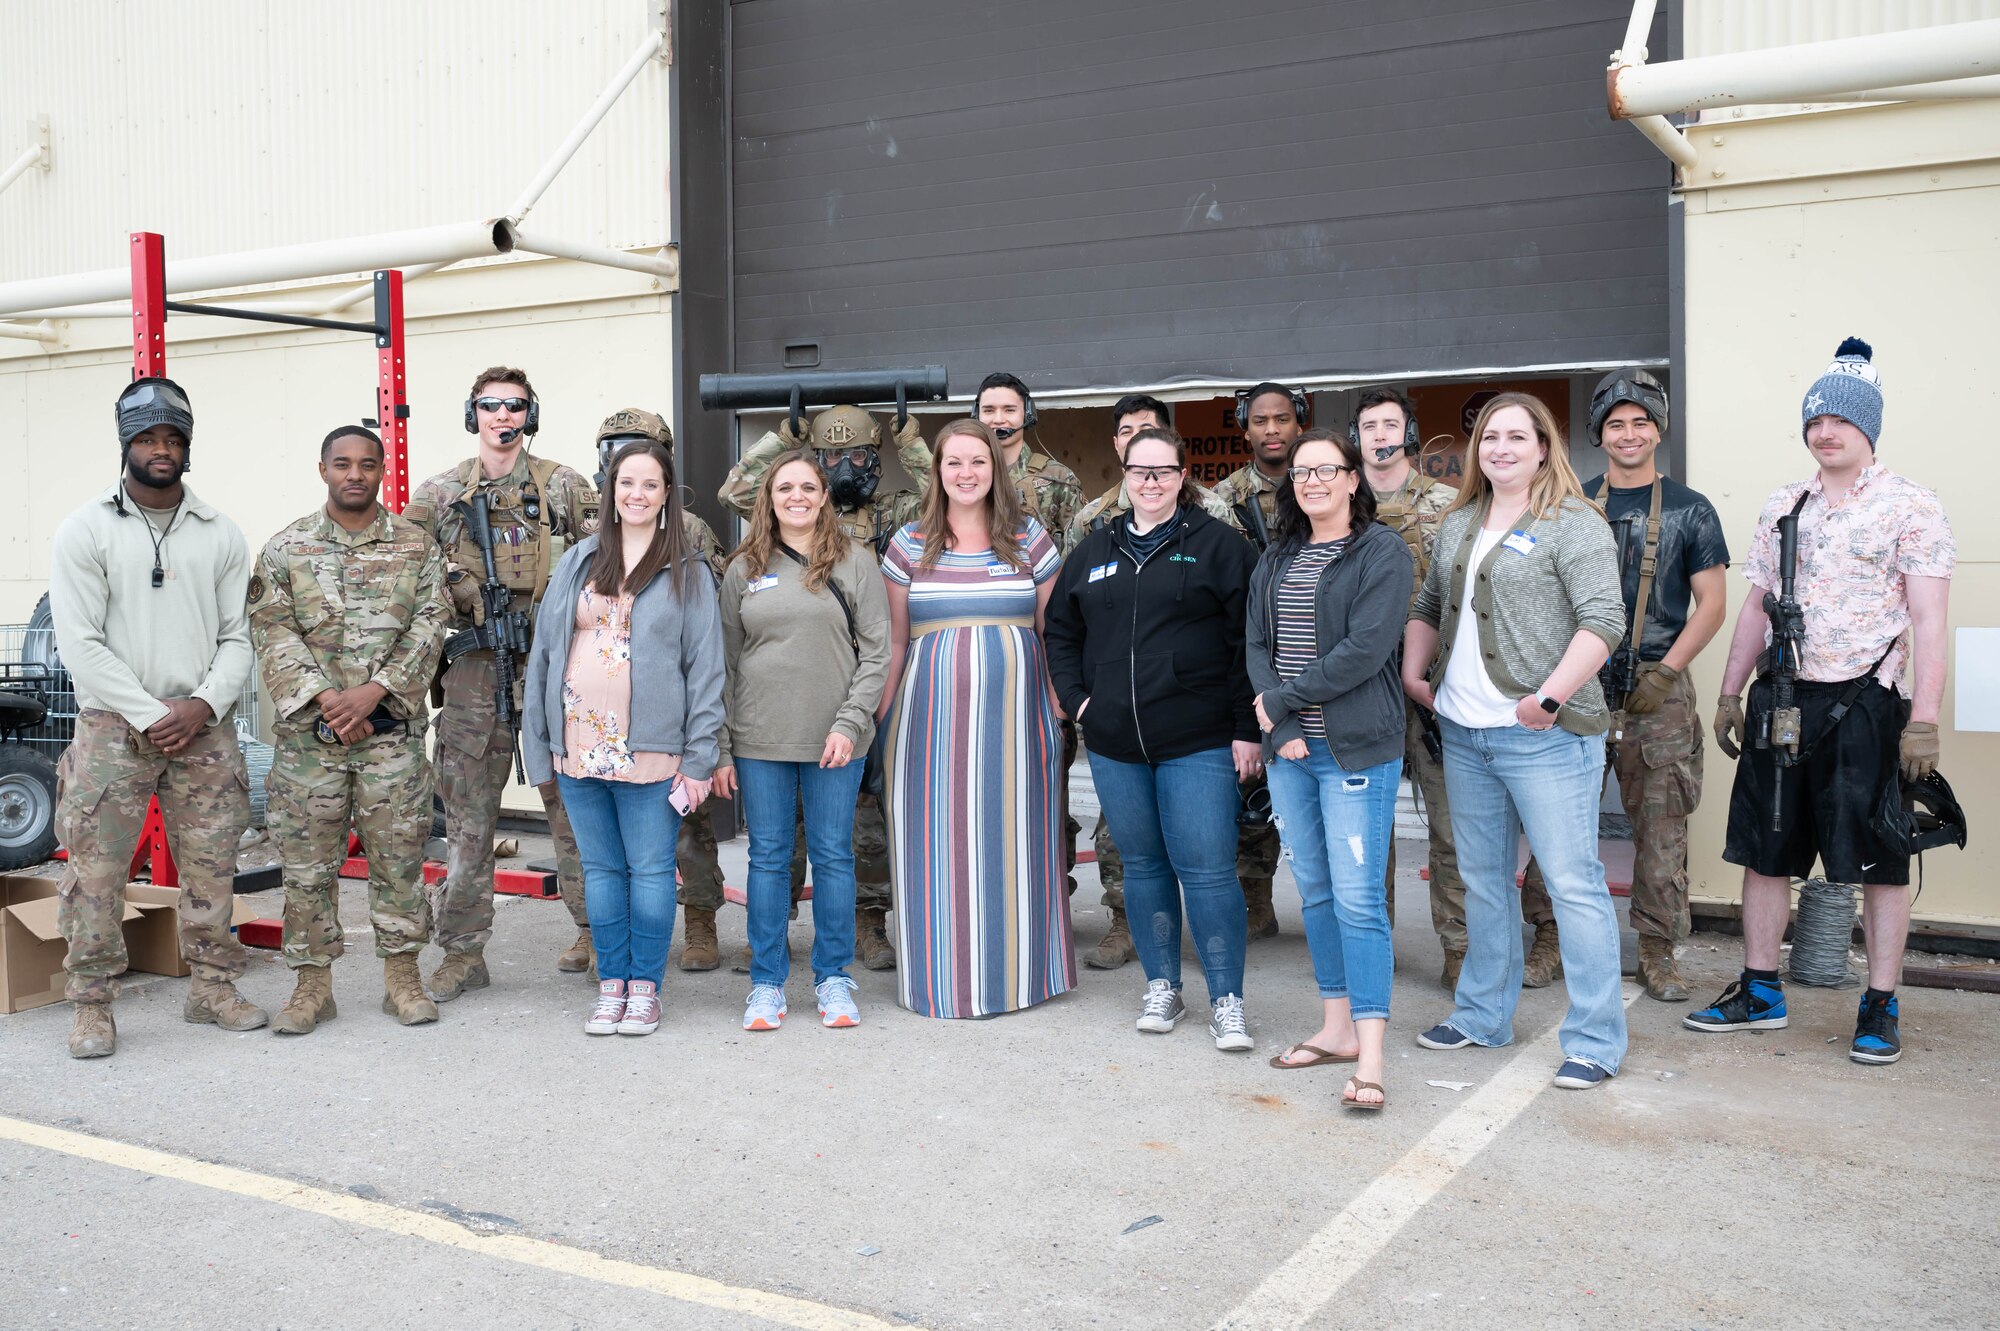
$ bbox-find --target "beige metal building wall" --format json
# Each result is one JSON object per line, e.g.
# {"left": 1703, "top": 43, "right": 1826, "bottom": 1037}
{"left": 1675, "top": 15, "right": 2000, "bottom": 933}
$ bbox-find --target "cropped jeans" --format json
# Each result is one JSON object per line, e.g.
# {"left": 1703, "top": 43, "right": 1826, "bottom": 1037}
{"left": 1266, "top": 739, "right": 1399, "bottom": 1021}
{"left": 1438, "top": 717, "right": 1627, "bottom": 1073}
{"left": 554, "top": 774, "right": 682, "bottom": 988}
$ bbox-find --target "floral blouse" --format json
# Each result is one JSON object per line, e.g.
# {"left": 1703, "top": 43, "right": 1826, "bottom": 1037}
{"left": 556, "top": 587, "right": 678, "bottom": 783}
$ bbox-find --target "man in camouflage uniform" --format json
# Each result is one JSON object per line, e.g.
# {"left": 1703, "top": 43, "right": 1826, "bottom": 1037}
{"left": 1068, "top": 393, "right": 1247, "bottom": 969}
{"left": 402, "top": 366, "right": 597, "bottom": 999}
{"left": 591, "top": 407, "right": 737, "bottom": 973}
{"left": 1519, "top": 371, "right": 1728, "bottom": 1001}
{"left": 49, "top": 377, "right": 261, "bottom": 1057}
{"left": 1209, "top": 382, "right": 1307, "bottom": 939}
{"left": 721, "top": 402, "right": 928, "bottom": 969}
{"left": 249, "top": 425, "right": 451, "bottom": 1032}
{"left": 1352, "top": 388, "right": 1466, "bottom": 986}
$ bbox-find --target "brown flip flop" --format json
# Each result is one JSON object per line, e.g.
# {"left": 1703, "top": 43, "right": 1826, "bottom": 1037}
{"left": 1268, "top": 1041, "right": 1359, "bottom": 1070}
{"left": 1341, "top": 1078, "right": 1387, "bottom": 1111}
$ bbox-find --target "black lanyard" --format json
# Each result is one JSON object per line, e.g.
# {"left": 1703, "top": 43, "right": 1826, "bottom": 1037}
{"left": 131, "top": 490, "right": 182, "bottom": 588}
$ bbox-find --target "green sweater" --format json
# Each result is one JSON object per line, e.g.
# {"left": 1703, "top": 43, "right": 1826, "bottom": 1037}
{"left": 717, "top": 541, "right": 891, "bottom": 764}
{"left": 1411, "top": 496, "right": 1625, "bottom": 736}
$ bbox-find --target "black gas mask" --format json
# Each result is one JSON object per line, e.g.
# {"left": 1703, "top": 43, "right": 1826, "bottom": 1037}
{"left": 820, "top": 446, "right": 881, "bottom": 509}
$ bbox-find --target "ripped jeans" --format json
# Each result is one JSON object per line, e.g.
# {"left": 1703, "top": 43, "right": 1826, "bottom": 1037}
{"left": 1267, "top": 739, "right": 1400, "bottom": 1020}
{"left": 1086, "top": 745, "right": 1246, "bottom": 1000}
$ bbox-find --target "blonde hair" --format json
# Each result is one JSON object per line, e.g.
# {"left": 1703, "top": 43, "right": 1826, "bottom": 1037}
{"left": 1442, "top": 392, "right": 1599, "bottom": 523}
{"left": 916, "top": 419, "right": 1026, "bottom": 571}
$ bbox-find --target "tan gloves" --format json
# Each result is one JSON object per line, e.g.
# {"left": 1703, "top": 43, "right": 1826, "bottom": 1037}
{"left": 1623, "top": 662, "right": 1680, "bottom": 716}
{"left": 1714, "top": 695, "right": 1746, "bottom": 759}
{"left": 1899, "top": 721, "right": 1940, "bottom": 781}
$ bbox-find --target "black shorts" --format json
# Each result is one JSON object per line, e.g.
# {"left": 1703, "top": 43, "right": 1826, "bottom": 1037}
{"left": 1723, "top": 675, "right": 1909, "bottom": 885}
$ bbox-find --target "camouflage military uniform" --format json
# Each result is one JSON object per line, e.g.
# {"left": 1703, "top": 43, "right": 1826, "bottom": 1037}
{"left": 720, "top": 411, "right": 924, "bottom": 914}
{"left": 57, "top": 712, "right": 253, "bottom": 1003}
{"left": 1207, "top": 462, "right": 1284, "bottom": 903}
{"left": 248, "top": 508, "right": 450, "bottom": 967}
{"left": 1371, "top": 470, "right": 1463, "bottom": 942}
{"left": 1008, "top": 446, "right": 1084, "bottom": 558}
{"left": 403, "top": 451, "right": 596, "bottom": 957}
{"left": 1069, "top": 483, "right": 1246, "bottom": 910}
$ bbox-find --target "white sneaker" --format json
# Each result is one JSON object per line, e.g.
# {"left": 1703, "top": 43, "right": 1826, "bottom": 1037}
{"left": 1136, "top": 979, "right": 1186, "bottom": 1033}
{"left": 584, "top": 980, "right": 626, "bottom": 1035}
{"left": 743, "top": 983, "right": 787, "bottom": 1031}
{"left": 1210, "top": 994, "right": 1254, "bottom": 1052}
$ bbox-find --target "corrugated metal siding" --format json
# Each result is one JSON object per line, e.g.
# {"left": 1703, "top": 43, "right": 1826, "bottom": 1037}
{"left": 730, "top": 0, "right": 1669, "bottom": 391}
{"left": 0, "top": 0, "right": 671, "bottom": 279}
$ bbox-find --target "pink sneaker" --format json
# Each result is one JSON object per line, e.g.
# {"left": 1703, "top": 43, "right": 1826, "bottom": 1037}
{"left": 617, "top": 980, "right": 661, "bottom": 1035}
{"left": 585, "top": 979, "right": 626, "bottom": 1035}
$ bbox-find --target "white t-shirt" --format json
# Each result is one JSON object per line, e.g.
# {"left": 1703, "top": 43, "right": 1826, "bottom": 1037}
{"left": 1435, "top": 526, "right": 1521, "bottom": 729}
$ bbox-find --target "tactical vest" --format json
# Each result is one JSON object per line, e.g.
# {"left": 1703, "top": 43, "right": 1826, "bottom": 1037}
{"left": 1015, "top": 449, "right": 1057, "bottom": 521}
{"left": 449, "top": 453, "right": 569, "bottom": 608}
{"left": 1376, "top": 472, "right": 1434, "bottom": 607}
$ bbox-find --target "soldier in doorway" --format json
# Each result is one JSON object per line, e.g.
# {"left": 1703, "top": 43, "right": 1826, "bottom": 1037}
{"left": 402, "top": 366, "right": 597, "bottom": 1000}
{"left": 721, "top": 402, "right": 929, "bottom": 969}
{"left": 1518, "top": 370, "right": 1729, "bottom": 1000}
{"left": 1208, "top": 381, "right": 1306, "bottom": 939}
{"left": 250, "top": 425, "right": 451, "bottom": 1033}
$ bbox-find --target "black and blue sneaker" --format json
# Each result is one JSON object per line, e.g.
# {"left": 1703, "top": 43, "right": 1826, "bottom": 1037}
{"left": 1682, "top": 975, "right": 1788, "bottom": 1033}
{"left": 1850, "top": 992, "right": 1902, "bottom": 1065}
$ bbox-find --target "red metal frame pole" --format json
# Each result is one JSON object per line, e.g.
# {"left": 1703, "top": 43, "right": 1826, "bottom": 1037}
{"left": 127, "top": 232, "right": 179, "bottom": 885}
{"left": 375, "top": 269, "right": 410, "bottom": 513}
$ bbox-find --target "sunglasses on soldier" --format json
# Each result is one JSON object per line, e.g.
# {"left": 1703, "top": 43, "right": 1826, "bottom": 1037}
{"left": 474, "top": 396, "right": 531, "bottom": 414}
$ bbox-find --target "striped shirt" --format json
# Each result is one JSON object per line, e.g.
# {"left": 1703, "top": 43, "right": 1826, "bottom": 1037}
{"left": 1272, "top": 537, "right": 1350, "bottom": 738}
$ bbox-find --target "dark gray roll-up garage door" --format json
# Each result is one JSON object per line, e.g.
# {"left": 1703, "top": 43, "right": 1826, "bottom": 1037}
{"left": 731, "top": 0, "right": 1668, "bottom": 393}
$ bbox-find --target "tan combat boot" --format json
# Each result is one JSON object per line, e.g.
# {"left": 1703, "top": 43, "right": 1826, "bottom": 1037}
{"left": 1087, "top": 907, "right": 1136, "bottom": 970}
{"left": 428, "top": 951, "right": 489, "bottom": 1002}
{"left": 270, "top": 965, "right": 337, "bottom": 1035}
{"left": 679, "top": 907, "right": 720, "bottom": 972}
{"left": 184, "top": 978, "right": 270, "bottom": 1031}
{"left": 69, "top": 1002, "right": 116, "bottom": 1059}
{"left": 857, "top": 906, "right": 897, "bottom": 971}
{"left": 1522, "top": 921, "right": 1563, "bottom": 988}
{"left": 1243, "top": 878, "right": 1279, "bottom": 940}
{"left": 382, "top": 953, "right": 439, "bottom": 1025}
{"left": 557, "top": 929, "right": 595, "bottom": 974}
{"left": 1637, "top": 936, "right": 1691, "bottom": 1003}
{"left": 1440, "top": 945, "right": 1466, "bottom": 994}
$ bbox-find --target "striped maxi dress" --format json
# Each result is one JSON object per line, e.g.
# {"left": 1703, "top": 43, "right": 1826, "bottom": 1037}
{"left": 880, "top": 519, "right": 1075, "bottom": 1018}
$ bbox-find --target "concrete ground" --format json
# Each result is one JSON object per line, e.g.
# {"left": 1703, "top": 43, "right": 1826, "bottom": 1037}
{"left": 2, "top": 826, "right": 1996, "bottom": 1331}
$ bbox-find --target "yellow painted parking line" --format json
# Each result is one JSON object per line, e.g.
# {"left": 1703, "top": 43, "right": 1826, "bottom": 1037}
{"left": 1215, "top": 986, "right": 1643, "bottom": 1330}
{"left": 0, "top": 1114, "right": 907, "bottom": 1331}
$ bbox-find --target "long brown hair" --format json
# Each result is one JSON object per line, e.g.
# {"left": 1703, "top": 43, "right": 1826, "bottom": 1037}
{"left": 586, "top": 439, "right": 689, "bottom": 597}
{"left": 1441, "top": 392, "right": 1599, "bottom": 524}
{"left": 728, "top": 450, "right": 851, "bottom": 593}
{"left": 916, "top": 419, "right": 1026, "bottom": 571}
{"left": 1272, "top": 428, "right": 1377, "bottom": 550}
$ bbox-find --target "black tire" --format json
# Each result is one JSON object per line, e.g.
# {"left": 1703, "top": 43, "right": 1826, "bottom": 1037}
{"left": 0, "top": 741, "right": 60, "bottom": 870}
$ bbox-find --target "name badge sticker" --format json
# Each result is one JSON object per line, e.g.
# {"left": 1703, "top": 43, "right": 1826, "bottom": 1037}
{"left": 987, "top": 562, "right": 1015, "bottom": 577}
{"left": 1502, "top": 531, "right": 1537, "bottom": 556}
{"left": 1087, "top": 560, "right": 1120, "bottom": 583}
{"left": 747, "top": 574, "right": 779, "bottom": 593}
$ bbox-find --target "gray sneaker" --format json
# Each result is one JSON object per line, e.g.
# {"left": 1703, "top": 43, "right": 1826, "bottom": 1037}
{"left": 815, "top": 976, "right": 861, "bottom": 1028}
{"left": 1135, "top": 978, "right": 1185, "bottom": 1033}
{"left": 743, "top": 983, "right": 787, "bottom": 1031}
{"left": 1210, "top": 994, "right": 1254, "bottom": 1052}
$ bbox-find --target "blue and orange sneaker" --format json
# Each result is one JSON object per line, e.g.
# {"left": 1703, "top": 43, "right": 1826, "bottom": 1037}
{"left": 1682, "top": 975, "right": 1788, "bottom": 1033}
{"left": 1850, "top": 992, "right": 1902, "bottom": 1065}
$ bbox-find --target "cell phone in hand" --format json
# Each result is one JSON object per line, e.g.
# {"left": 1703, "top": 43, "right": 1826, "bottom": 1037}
{"left": 668, "top": 779, "right": 694, "bottom": 816}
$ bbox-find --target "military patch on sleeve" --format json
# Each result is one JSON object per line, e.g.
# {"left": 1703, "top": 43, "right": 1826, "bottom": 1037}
{"left": 246, "top": 573, "right": 266, "bottom": 606}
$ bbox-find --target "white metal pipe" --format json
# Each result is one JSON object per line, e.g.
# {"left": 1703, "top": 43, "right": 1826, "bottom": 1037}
{"left": 0, "top": 320, "right": 58, "bottom": 343}
{"left": 0, "top": 219, "right": 516, "bottom": 319}
{"left": 1801, "top": 74, "right": 2000, "bottom": 103}
{"left": 509, "top": 229, "right": 678, "bottom": 279}
{"left": 509, "top": 29, "right": 664, "bottom": 222}
{"left": 0, "top": 143, "right": 46, "bottom": 196}
{"left": 1617, "top": 0, "right": 1658, "bottom": 66}
{"left": 1610, "top": 18, "right": 2000, "bottom": 118}
{"left": 1632, "top": 114, "right": 1697, "bottom": 170}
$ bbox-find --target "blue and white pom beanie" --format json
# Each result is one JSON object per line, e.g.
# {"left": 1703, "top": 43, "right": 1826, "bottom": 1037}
{"left": 1801, "top": 337, "right": 1883, "bottom": 448}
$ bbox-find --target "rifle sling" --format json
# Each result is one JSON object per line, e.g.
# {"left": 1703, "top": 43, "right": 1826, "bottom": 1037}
{"left": 1614, "top": 478, "right": 1666, "bottom": 678}
{"left": 1762, "top": 487, "right": 1891, "bottom": 763}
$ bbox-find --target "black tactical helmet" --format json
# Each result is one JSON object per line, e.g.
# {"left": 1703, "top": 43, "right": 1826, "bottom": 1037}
{"left": 1587, "top": 369, "right": 1668, "bottom": 444}
{"left": 116, "top": 377, "right": 194, "bottom": 450}
{"left": 1871, "top": 768, "right": 1968, "bottom": 858}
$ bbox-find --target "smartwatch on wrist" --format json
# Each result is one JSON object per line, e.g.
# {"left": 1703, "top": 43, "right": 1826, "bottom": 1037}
{"left": 1534, "top": 691, "right": 1562, "bottom": 715}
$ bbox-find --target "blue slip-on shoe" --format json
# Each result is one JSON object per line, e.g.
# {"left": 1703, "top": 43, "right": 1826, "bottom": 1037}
{"left": 1416, "top": 1022, "right": 1476, "bottom": 1050}
{"left": 1683, "top": 975, "right": 1788, "bottom": 1033}
{"left": 1850, "top": 992, "right": 1902, "bottom": 1065}
{"left": 1553, "top": 1057, "right": 1613, "bottom": 1090}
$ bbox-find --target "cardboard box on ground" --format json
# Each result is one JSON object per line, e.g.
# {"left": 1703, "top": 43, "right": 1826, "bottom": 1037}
{"left": 0, "top": 872, "right": 258, "bottom": 1014}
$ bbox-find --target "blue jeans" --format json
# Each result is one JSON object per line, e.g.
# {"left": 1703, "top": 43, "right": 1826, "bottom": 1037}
{"left": 1438, "top": 718, "right": 1627, "bottom": 1073}
{"left": 1087, "top": 746, "right": 1245, "bottom": 1000}
{"left": 554, "top": 774, "right": 682, "bottom": 987}
{"left": 735, "top": 756, "right": 867, "bottom": 987}
{"left": 1267, "top": 739, "right": 1399, "bottom": 1021}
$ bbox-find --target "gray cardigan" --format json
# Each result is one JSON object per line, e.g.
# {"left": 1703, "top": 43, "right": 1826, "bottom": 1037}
{"left": 522, "top": 535, "right": 727, "bottom": 784}
{"left": 1246, "top": 521, "right": 1415, "bottom": 770}
{"left": 1410, "top": 496, "right": 1624, "bottom": 736}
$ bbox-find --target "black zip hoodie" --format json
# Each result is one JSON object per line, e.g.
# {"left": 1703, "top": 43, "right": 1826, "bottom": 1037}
{"left": 1044, "top": 505, "right": 1258, "bottom": 766}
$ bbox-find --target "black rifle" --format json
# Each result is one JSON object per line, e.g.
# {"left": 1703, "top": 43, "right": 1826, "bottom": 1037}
{"left": 1758, "top": 507, "right": 1807, "bottom": 831}
{"left": 443, "top": 494, "right": 533, "bottom": 782}
{"left": 1417, "top": 704, "right": 1443, "bottom": 765}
